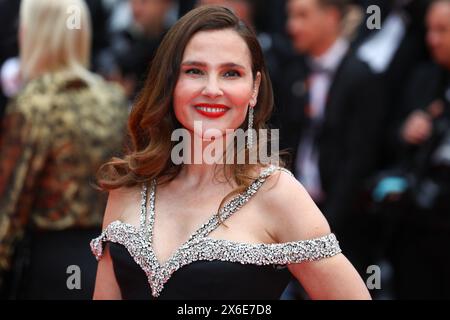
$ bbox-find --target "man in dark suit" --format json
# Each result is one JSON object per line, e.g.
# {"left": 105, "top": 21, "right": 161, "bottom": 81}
{"left": 274, "top": 0, "right": 386, "bottom": 276}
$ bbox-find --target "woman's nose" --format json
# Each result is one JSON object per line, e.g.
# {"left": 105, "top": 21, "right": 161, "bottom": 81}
{"left": 201, "top": 76, "right": 223, "bottom": 98}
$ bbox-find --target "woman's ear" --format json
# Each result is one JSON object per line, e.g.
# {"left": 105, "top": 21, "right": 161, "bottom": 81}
{"left": 251, "top": 71, "right": 262, "bottom": 107}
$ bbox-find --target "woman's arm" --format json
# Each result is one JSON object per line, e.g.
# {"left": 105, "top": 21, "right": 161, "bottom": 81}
{"left": 258, "top": 170, "right": 371, "bottom": 300}
{"left": 93, "top": 243, "right": 122, "bottom": 300}
{"left": 92, "top": 189, "right": 128, "bottom": 300}
{"left": 287, "top": 252, "right": 371, "bottom": 299}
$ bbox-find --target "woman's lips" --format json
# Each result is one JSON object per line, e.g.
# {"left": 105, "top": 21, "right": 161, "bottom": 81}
{"left": 194, "top": 103, "right": 230, "bottom": 118}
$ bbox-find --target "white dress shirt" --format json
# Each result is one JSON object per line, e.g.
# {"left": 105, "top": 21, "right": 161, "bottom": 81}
{"left": 295, "top": 38, "right": 349, "bottom": 202}
{"left": 357, "top": 12, "right": 407, "bottom": 74}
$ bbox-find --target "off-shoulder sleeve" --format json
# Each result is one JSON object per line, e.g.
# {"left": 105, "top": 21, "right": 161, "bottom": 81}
{"left": 90, "top": 221, "right": 138, "bottom": 261}
{"left": 257, "top": 233, "right": 342, "bottom": 264}
{"left": 90, "top": 229, "right": 108, "bottom": 261}
{"left": 196, "top": 233, "right": 342, "bottom": 266}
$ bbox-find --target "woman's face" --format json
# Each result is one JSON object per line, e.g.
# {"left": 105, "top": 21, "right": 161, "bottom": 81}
{"left": 173, "top": 28, "right": 261, "bottom": 139}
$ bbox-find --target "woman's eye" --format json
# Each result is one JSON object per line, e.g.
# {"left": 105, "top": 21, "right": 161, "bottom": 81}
{"left": 224, "top": 70, "right": 241, "bottom": 77}
{"left": 185, "top": 68, "right": 203, "bottom": 75}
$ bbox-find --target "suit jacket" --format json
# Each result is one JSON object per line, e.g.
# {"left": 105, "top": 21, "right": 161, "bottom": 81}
{"left": 272, "top": 49, "right": 386, "bottom": 229}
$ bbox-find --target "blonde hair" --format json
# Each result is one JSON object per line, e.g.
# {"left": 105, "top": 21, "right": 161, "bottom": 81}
{"left": 19, "top": 0, "right": 92, "bottom": 81}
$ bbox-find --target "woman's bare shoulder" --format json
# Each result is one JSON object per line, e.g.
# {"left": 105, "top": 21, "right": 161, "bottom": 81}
{"left": 256, "top": 168, "right": 332, "bottom": 243}
{"left": 102, "top": 185, "right": 143, "bottom": 227}
{"left": 108, "top": 185, "right": 142, "bottom": 201}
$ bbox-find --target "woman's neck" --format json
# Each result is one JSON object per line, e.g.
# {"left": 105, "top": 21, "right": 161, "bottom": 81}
{"left": 178, "top": 163, "right": 225, "bottom": 189}
{"left": 176, "top": 131, "right": 231, "bottom": 189}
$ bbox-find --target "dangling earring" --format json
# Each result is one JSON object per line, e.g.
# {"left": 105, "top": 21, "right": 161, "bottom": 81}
{"left": 247, "top": 105, "right": 254, "bottom": 149}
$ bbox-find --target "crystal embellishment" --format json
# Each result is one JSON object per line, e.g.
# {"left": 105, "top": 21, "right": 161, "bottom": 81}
{"left": 90, "top": 165, "right": 342, "bottom": 297}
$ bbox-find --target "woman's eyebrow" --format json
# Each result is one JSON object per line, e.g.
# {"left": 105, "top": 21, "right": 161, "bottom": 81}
{"left": 181, "top": 61, "right": 246, "bottom": 69}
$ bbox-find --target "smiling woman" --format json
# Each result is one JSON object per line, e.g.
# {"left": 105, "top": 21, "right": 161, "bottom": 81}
{"left": 92, "top": 5, "right": 371, "bottom": 300}
{"left": 174, "top": 28, "right": 260, "bottom": 133}
{"left": 96, "top": 5, "right": 274, "bottom": 190}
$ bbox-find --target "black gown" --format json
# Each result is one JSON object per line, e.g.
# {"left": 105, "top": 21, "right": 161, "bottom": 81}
{"left": 91, "top": 165, "right": 342, "bottom": 299}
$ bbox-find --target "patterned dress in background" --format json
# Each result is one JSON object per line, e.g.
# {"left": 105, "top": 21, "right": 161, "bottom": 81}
{"left": 0, "top": 70, "right": 128, "bottom": 297}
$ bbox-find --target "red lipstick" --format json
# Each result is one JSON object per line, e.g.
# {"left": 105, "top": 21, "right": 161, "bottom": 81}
{"left": 194, "top": 103, "right": 230, "bottom": 118}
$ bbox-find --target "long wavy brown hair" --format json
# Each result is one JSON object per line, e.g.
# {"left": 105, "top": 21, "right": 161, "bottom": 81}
{"left": 97, "top": 5, "right": 284, "bottom": 214}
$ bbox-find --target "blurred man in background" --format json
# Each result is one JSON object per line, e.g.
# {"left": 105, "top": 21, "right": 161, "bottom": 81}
{"left": 276, "top": 0, "right": 386, "bottom": 285}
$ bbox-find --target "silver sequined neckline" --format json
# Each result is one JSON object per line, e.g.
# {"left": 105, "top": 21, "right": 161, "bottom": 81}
{"left": 90, "top": 165, "right": 342, "bottom": 297}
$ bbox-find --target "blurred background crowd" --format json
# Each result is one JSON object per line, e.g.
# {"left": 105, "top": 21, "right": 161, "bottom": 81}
{"left": 0, "top": 0, "right": 449, "bottom": 300}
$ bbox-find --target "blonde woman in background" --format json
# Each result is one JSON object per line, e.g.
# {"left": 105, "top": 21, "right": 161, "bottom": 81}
{"left": 0, "top": 0, "right": 128, "bottom": 299}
